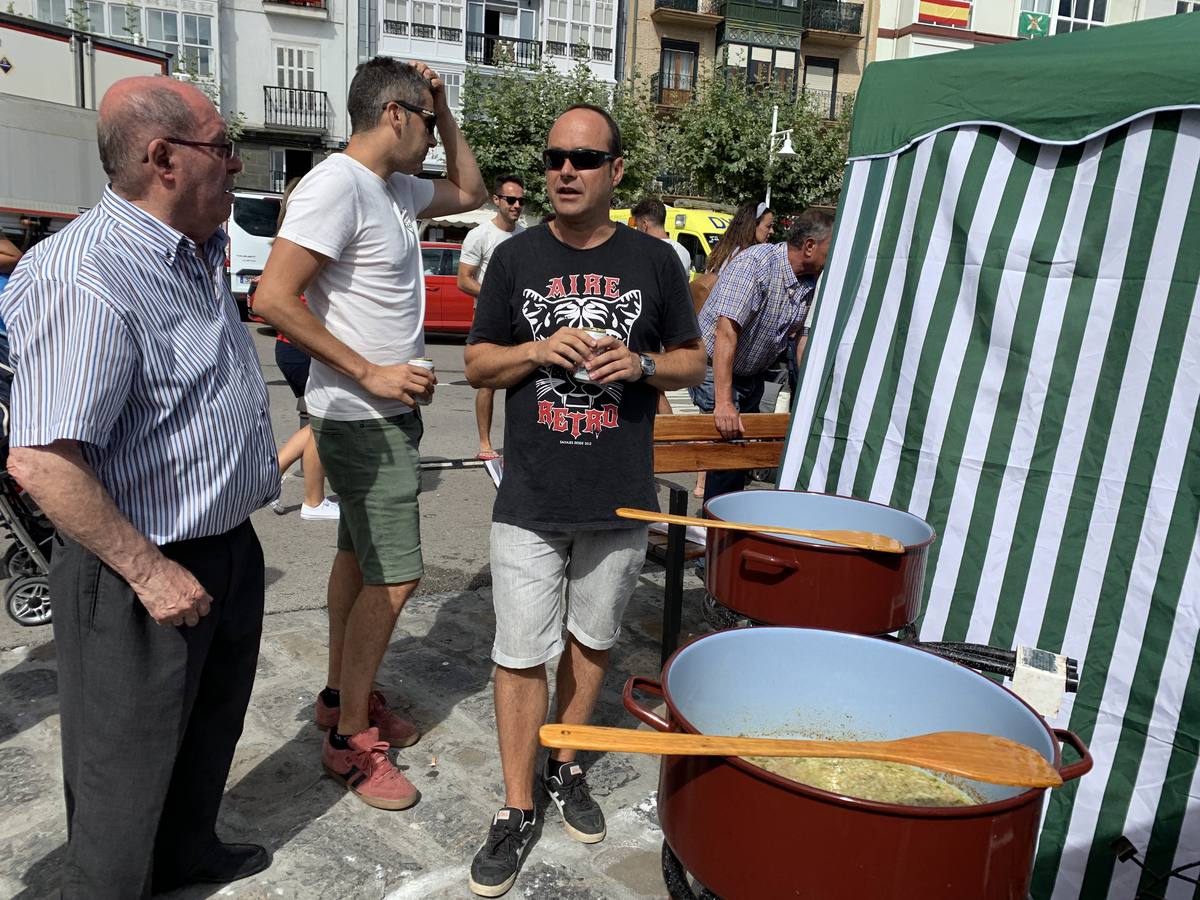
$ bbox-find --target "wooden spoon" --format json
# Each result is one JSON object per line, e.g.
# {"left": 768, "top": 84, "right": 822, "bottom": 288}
{"left": 539, "top": 724, "right": 1062, "bottom": 789}
{"left": 616, "top": 507, "right": 905, "bottom": 554}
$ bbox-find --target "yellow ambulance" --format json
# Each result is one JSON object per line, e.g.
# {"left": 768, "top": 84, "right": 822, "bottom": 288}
{"left": 609, "top": 204, "right": 732, "bottom": 274}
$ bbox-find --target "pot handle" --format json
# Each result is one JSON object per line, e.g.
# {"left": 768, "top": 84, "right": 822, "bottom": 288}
{"left": 623, "top": 676, "right": 670, "bottom": 732}
{"left": 741, "top": 549, "right": 795, "bottom": 575}
{"left": 1054, "top": 729, "right": 1093, "bottom": 782}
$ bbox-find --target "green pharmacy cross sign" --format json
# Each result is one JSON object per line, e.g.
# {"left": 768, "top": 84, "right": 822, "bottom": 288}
{"left": 1019, "top": 10, "right": 1050, "bottom": 37}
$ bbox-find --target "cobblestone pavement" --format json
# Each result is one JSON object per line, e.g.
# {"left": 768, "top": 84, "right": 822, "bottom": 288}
{"left": 0, "top": 568, "right": 710, "bottom": 900}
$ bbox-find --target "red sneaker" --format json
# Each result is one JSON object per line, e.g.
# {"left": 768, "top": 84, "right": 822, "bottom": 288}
{"left": 321, "top": 727, "right": 419, "bottom": 811}
{"left": 315, "top": 690, "right": 420, "bottom": 748}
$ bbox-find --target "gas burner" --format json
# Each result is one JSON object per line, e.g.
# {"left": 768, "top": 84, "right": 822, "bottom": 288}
{"left": 662, "top": 840, "right": 720, "bottom": 900}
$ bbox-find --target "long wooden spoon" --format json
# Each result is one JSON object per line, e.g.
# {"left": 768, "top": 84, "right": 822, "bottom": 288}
{"left": 540, "top": 724, "right": 1061, "bottom": 788}
{"left": 616, "top": 507, "right": 905, "bottom": 554}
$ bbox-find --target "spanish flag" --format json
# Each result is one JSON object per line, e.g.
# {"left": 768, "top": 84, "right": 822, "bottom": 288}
{"left": 918, "top": 0, "right": 971, "bottom": 27}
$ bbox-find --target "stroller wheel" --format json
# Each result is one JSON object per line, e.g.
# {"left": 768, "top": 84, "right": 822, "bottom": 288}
{"left": 4, "top": 544, "right": 42, "bottom": 579}
{"left": 5, "top": 574, "right": 52, "bottom": 627}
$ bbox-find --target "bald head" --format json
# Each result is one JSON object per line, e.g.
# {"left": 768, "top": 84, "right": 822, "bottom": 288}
{"left": 98, "top": 76, "right": 208, "bottom": 193}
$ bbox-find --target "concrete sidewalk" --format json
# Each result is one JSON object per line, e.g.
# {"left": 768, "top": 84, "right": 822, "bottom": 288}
{"left": 0, "top": 565, "right": 709, "bottom": 899}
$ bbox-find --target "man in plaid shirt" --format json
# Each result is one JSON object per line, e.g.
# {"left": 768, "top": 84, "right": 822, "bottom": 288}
{"left": 691, "top": 208, "right": 833, "bottom": 505}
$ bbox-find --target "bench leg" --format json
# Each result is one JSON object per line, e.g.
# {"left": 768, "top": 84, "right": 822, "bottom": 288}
{"left": 660, "top": 486, "right": 688, "bottom": 668}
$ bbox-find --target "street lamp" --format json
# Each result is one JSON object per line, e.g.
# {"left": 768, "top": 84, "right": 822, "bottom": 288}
{"left": 765, "top": 103, "right": 796, "bottom": 208}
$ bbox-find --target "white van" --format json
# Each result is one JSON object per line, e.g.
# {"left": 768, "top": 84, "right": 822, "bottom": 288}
{"left": 225, "top": 189, "right": 282, "bottom": 319}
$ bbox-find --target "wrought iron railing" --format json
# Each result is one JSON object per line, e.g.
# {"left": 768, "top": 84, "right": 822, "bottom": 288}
{"left": 438, "top": 25, "right": 461, "bottom": 41}
{"left": 545, "top": 39, "right": 567, "bottom": 56}
{"left": 800, "top": 88, "right": 854, "bottom": 119}
{"left": 265, "top": 0, "right": 327, "bottom": 8}
{"left": 411, "top": 22, "right": 435, "bottom": 38}
{"left": 653, "top": 0, "right": 720, "bottom": 12}
{"left": 383, "top": 18, "right": 407, "bottom": 34}
{"left": 466, "top": 31, "right": 542, "bottom": 67}
{"left": 651, "top": 71, "right": 694, "bottom": 107}
{"left": 801, "top": 0, "right": 863, "bottom": 33}
{"left": 592, "top": 45, "right": 612, "bottom": 61}
{"left": 263, "top": 86, "right": 330, "bottom": 131}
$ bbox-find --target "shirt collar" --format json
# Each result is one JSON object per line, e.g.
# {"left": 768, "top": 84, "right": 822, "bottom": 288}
{"left": 100, "top": 186, "right": 229, "bottom": 269}
{"left": 774, "top": 241, "right": 801, "bottom": 293}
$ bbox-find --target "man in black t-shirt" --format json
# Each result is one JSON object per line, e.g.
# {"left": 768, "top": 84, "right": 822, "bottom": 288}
{"left": 464, "top": 105, "right": 705, "bottom": 897}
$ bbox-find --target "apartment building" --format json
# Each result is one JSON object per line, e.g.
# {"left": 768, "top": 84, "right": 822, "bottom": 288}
{"left": 624, "top": 0, "right": 877, "bottom": 122}
{"left": 876, "top": 0, "right": 1192, "bottom": 59}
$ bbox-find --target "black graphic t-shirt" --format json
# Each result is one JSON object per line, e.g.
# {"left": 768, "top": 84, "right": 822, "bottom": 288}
{"left": 468, "top": 223, "right": 699, "bottom": 531}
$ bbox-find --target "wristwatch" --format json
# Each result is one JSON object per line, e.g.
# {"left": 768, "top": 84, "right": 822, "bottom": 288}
{"left": 638, "top": 353, "right": 656, "bottom": 380}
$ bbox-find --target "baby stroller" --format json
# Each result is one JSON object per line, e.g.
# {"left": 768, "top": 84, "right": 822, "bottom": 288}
{"left": 0, "top": 331, "right": 54, "bottom": 626}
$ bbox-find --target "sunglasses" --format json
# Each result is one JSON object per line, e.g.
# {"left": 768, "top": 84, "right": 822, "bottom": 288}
{"left": 385, "top": 99, "right": 438, "bottom": 135}
{"left": 496, "top": 195, "right": 524, "bottom": 205}
{"left": 142, "top": 136, "right": 239, "bottom": 163}
{"left": 542, "top": 147, "right": 618, "bottom": 171}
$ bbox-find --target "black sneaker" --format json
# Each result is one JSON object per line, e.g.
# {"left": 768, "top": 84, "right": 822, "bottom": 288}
{"left": 541, "top": 759, "right": 606, "bottom": 843}
{"left": 468, "top": 807, "right": 534, "bottom": 897}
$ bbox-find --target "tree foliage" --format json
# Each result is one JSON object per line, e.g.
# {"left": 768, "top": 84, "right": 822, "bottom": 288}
{"left": 460, "top": 57, "right": 661, "bottom": 213}
{"left": 660, "top": 77, "right": 851, "bottom": 214}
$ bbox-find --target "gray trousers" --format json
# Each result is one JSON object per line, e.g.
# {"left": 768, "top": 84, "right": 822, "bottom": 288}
{"left": 49, "top": 520, "right": 264, "bottom": 899}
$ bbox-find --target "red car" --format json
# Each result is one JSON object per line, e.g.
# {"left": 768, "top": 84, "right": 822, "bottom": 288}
{"left": 421, "top": 241, "right": 474, "bottom": 334}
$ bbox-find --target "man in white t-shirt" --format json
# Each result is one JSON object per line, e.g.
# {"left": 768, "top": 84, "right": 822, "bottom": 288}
{"left": 456, "top": 174, "right": 525, "bottom": 461}
{"left": 255, "top": 57, "right": 485, "bottom": 812}
{"left": 632, "top": 196, "right": 692, "bottom": 275}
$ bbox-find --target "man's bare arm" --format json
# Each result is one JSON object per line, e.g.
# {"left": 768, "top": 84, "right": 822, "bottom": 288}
{"left": 7, "top": 441, "right": 211, "bottom": 627}
{"left": 710, "top": 316, "right": 743, "bottom": 438}
{"left": 457, "top": 262, "right": 482, "bottom": 298}
{"left": 0, "top": 237, "right": 22, "bottom": 275}
{"left": 587, "top": 337, "right": 706, "bottom": 391}
{"left": 465, "top": 329, "right": 596, "bottom": 389}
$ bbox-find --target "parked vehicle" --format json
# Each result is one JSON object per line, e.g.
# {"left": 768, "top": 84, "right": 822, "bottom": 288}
{"left": 609, "top": 205, "right": 732, "bottom": 274}
{"left": 227, "top": 190, "right": 282, "bottom": 320}
{"left": 421, "top": 241, "right": 474, "bottom": 334}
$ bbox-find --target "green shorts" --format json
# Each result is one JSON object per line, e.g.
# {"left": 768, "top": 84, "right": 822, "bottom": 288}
{"left": 310, "top": 412, "right": 424, "bottom": 585}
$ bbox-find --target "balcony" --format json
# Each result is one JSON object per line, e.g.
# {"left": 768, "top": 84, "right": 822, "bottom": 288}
{"left": 411, "top": 22, "right": 435, "bottom": 38}
{"left": 546, "top": 39, "right": 567, "bottom": 56}
{"left": 438, "top": 25, "right": 462, "bottom": 41}
{"left": 800, "top": 88, "right": 854, "bottom": 120}
{"left": 383, "top": 18, "right": 407, "bottom": 34}
{"left": 263, "top": 86, "right": 330, "bottom": 132}
{"left": 466, "top": 31, "right": 542, "bottom": 67}
{"left": 801, "top": 0, "right": 863, "bottom": 42}
{"left": 652, "top": 0, "right": 723, "bottom": 26}
{"left": 262, "top": 0, "right": 328, "bottom": 19}
{"left": 651, "top": 71, "right": 694, "bottom": 109}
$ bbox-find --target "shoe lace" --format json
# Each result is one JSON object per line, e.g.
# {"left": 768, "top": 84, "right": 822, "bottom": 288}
{"left": 553, "top": 772, "right": 594, "bottom": 807}
{"left": 351, "top": 739, "right": 403, "bottom": 781}
{"left": 484, "top": 821, "right": 527, "bottom": 860}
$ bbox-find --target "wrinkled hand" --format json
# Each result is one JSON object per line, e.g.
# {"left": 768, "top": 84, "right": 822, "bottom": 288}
{"left": 586, "top": 336, "right": 641, "bottom": 384}
{"left": 530, "top": 329, "right": 594, "bottom": 371}
{"left": 362, "top": 363, "right": 436, "bottom": 407}
{"left": 713, "top": 398, "right": 744, "bottom": 440}
{"left": 131, "top": 556, "right": 212, "bottom": 628}
{"left": 410, "top": 61, "right": 448, "bottom": 112}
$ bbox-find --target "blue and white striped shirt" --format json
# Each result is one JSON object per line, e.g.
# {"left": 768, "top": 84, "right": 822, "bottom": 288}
{"left": 0, "top": 187, "right": 279, "bottom": 544}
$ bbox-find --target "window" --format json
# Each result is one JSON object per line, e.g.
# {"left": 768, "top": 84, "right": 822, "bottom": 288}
{"left": 146, "top": 9, "right": 179, "bottom": 55}
{"left": 803, "top": 56, "right": 838, "bottom": 118}
{"left": 384, "top": 0, "right": 406, "bottom": 19}
{"left": 1178, "top": 0, "right": 1200, "bottom": 11}
{"left": 412, "top": 0, "right": 435, "bottom": 24}
{"left": 442, "top": 70, "right": 462, "bottom": 110}
{"left": 439, "top": 2, "right": 461, "bottom": 29}
{"left": 276, "top": 45, "right": 316, "bottom": 90}
{"left": 182, "top": 14, "right": 213, "bottom": 78}
{"left": 84, "top": 1, "right": 104, "bottom": 31}
{"left": 421, "top": 248, "right": 443, "bottom": 275}
{"left": 1054, "top": 0, "right": 1105, "bottom": 32}
{"left": 547, "top": 0, "right": 568, "bottom": 46}
{"left": 36, "top": 0, "right": 68, "bottom": 26}
{"left": 110, "top": 3, "right": 141, "bottom": 38}
{"left": 570, "top": 0, "right": 590, "bottom": 47}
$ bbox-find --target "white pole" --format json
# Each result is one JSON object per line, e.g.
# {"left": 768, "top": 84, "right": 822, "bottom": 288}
{"left": 766, "top": 103, "right": 779, "bottom": 208}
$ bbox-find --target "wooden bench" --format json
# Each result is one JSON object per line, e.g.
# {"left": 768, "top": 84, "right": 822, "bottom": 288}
{"left": 648, "top": 413, "right": 791, "bottom": 665}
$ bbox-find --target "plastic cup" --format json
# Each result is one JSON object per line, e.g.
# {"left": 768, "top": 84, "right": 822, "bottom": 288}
{"left": 408, "top": 357, "right": 434, "bottom": 405}
{"left": 574, "top": 328, "right": 608, "bottom": 382}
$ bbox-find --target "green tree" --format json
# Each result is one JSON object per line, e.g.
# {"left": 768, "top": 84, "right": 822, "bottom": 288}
{"left": 460, "top": 57, "right": 660, "bottom": 213}
{"left": 661, "top": 76, "right": 851, "bottom": 215}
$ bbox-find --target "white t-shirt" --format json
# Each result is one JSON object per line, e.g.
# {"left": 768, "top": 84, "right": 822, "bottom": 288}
{"left": 279, "top": 153, "right": 436, "bottom": 420}
{"left": 460, "top": 218, "right": 525, "bottom": 285}
{"left": 663, "top": 237, "right": 692, "bottom": 275}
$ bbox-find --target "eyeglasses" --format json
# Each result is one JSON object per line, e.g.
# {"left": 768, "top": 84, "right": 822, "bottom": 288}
{"left": 384, "top": 99, "right": 438, "bottom": 135}
{"left": 496, "top": 195, "right": 524, "bottom": 205}
{"left": 143, "top": 136, "right": 239, "bottom": 163}
{"left": 542, "top": 147, "right": 618, "bottom": 171}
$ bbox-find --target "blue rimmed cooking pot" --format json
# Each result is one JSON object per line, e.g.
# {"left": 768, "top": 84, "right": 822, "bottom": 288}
{"left": 704, "top": 491, "right": 937, "bottom": 634}
{"left": 625, "top": 627, "right": 1091, "bottom": 900}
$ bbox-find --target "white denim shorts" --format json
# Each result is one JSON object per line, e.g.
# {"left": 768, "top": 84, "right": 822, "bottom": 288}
{"left": 489, "top": 521, "right": 650, "bottom": 669}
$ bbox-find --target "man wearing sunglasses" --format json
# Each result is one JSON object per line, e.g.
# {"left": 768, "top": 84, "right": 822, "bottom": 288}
{"left": 0, "top": 76, "right": 277, "bottom": 897}
{"left": 465, "top": 104, "right": 706, "bottom": 897}
{"left": 255, "top": 58, "right": 485, "bottom": 812}
{"left": 457, "top": 175, "right": 527, "bottom": 462}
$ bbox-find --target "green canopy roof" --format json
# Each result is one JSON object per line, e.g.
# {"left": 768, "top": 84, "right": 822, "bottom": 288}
{"left": 849, "top": 13, "right": 1200, "bottom": 159}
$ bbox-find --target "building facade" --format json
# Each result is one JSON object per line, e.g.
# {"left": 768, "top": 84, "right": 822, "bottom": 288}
{"left": 876, "top": 0, "right": 1191, "bottom": 60}
{"left": 623, "top": 0, "right": 876, "bottom": 122}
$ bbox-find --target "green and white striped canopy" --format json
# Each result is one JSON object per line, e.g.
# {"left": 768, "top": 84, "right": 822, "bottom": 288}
{"left": 779, "top": 14, "right": 1200, "bottom": 900}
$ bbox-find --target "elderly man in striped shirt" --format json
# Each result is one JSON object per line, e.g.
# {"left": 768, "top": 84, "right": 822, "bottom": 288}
{"left": 692, "top": 208, "right": 833, "bottom": 505}
{"left": 0, "top": 77, "right": 279, "bottom": 898}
